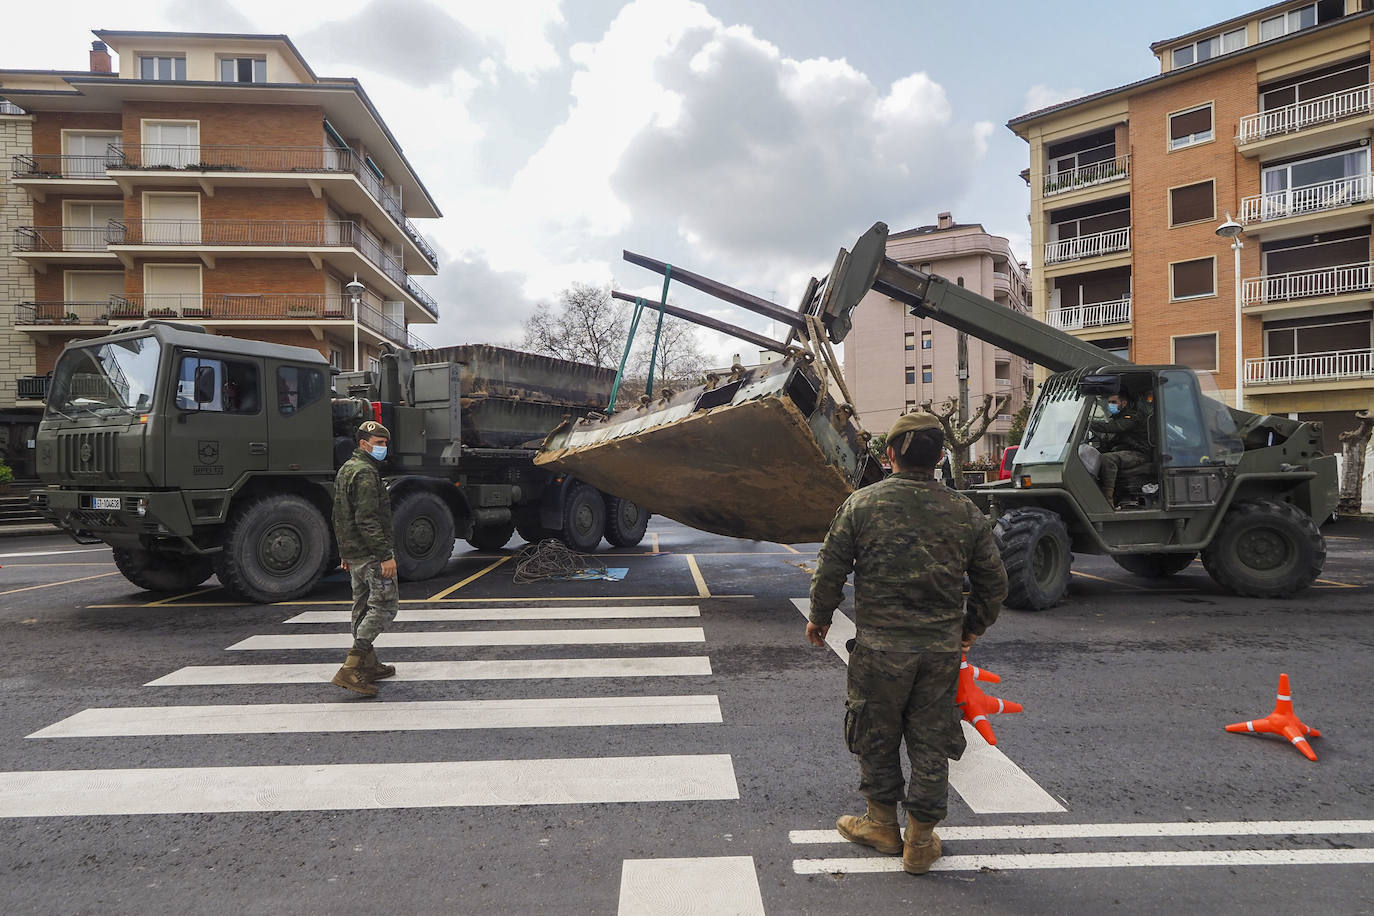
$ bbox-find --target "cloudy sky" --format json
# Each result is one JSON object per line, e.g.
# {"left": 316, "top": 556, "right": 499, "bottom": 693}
{"left": 3, "top": 0, "right": 1250, "bottom": 362}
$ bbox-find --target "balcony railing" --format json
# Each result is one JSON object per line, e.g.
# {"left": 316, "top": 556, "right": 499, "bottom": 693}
{"left": 12, "top": 152, "right": 123, "bottom": 179}
{"left": 12, "top": 225, "right": 119, "bottom": 252}
{"left": 1044, "top": 227, "right": 1130, "bottom": 264}
{"left": 1239, "top": 173, "right": 1374, "bottom": 223}
{"left": 1042, "top": 154, "right": 1130, "bottom": 197}
{"left": 1241, "top": 261, "right": 1373, "bottom": 306}
{"left": 1045, "top": 297, "right": 1132, "bottom": 330}
{"left": 1237, "top": 83, "right": 1373, "bottom": 145}
{"left": 404, "top": 277, "right": 438, "bottom": 315}
{"left": 0, "top": 100, "right": 25, "bottom": 116}
{"left": 1245, "top": 348, "right": 1374, "bottom": 384}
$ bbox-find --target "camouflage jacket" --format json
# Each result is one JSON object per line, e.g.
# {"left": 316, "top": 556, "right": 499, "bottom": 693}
{"left": 809, "top": 473, "right": 1007, "bottom": 653}
{"left": 1090, "top": 408, "right": 1151, "bottom": 454}
{"left": 333, "top": 448, "right": 394, "bottom": 562}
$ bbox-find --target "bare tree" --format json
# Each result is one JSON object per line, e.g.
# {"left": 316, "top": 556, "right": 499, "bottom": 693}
{"left": 520, "top": 283, "right": 628, "bottom": 369}
{"left": 920, "top": 393, "right": 1007, "bottom": 480}
{"left": 1337, "top": 409, "right": 1374, "bottom": 515}
{"left": 631, "top": 314, "right": 708, "bottom": 391}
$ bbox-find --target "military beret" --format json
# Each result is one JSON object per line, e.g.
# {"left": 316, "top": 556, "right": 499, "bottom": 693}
{"left": 358, "top": 420, "right": 391, "bottom": 439}
{"left": 886, "top": 412, "right": 940, "bottom": 440}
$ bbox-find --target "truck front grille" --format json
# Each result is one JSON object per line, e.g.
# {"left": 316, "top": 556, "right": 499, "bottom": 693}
{"left": 58, "top": 431, "right": 119, "bottom": 479}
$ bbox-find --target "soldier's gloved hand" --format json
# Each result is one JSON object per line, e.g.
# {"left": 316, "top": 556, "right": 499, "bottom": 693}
{"left": 380, "top": 558, "right": 398, "bottom": 579}
{"left": 805, "top": 622, "right": 830, "bottom": 647}
{"left": 961, "top": 631, "right": 978, "bottom": 652}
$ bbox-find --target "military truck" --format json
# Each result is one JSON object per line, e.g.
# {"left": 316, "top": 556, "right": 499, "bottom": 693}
{"left": 31, "top": 322, "right": 648, "bottom": 603}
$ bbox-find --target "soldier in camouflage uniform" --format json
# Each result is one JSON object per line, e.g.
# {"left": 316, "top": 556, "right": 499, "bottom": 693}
{"left": 807, "top": 412, "right": 1007, "bottom": 874}
{"left": 331, "top": 420, "right": 399, "bottom": 697}
{"left": 1090, "top": 392, "right": 1152, "bottom": 507}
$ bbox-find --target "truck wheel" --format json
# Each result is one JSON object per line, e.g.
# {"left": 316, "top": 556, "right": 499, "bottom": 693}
{"left": 467, "top": 520, "right": 516, "bottom": 551}
{"left": 112, "top": 547, "right": 214, "bottom": 593}
{"left": 1201, "top": 499, "right": 1324, "bottom": 598}
{"left": 516, "top": 521, "right": 558, "bottom": 544}
{"left": 604, "top": 496, "right": 649, "bottom": 547}
{"left": 560, "top": 482, "right": 606, "bottom": 552}
{"left": 214, "top": 495, "right": 329, "bottom": 604}
{"left": 1113, "top": 552, "right": 1197, "bottom": 578}
{"left": 392, "top": 490, "right": 456, "bottom": 581}
{"left": 995, "top": 508, "right": 1072, "bottom": 611}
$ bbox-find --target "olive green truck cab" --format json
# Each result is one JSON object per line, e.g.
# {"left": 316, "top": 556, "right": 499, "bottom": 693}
{"left": 32, "top": 322, "right": 647, "bottom": 603}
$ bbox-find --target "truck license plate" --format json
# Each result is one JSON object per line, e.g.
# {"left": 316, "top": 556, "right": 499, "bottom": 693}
{"left": 93, "top": 497, "right": 121, "bottom": 510}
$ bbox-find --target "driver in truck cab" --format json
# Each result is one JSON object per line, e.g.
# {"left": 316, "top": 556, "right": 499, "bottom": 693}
{"left": 1089, "top": 391, "right": 1151, "bottom": 508}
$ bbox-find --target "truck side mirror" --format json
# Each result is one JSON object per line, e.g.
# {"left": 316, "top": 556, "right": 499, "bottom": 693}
{"left": 193, "top": 365, "right": 216, "bottom": 404}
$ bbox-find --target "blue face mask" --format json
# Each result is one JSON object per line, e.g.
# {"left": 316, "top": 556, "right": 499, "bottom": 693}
{"left": 370, "top": 444, "right": 388, "bottom": 461}
{"left": 1106, "top": 402, "right": 1120, "bottom": 416}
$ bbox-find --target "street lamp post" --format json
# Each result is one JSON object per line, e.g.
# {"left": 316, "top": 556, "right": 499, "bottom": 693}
{"left": 1215, "top": 213, "right": 1245, "bottom": 411}
{"left": 345, "top": 274, "right": 366, "bottom": 371}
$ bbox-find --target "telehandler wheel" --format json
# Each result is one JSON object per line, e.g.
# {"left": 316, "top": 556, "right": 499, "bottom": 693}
{"left": 214, "top": 494, "right": 329, "bottom": 604}
{"left": 561, "top": 482, "right": 606, "bottom": 552}
{"left": 1113, "top": 552, "right": 1197, "bottom": 579}
{"left": 112, "top": 547, "right": 214, "bottom": 593}
{"left": 1201, "top": 499, "right": 1324, "bottom": 598}
{"left": 604, "top": 496, "right": 649, "bottom": 548}
{"left": 995, "top": 507, "right": 1072, "bottom": 611}
{"left": 467, "top": 519, "right": 516, "bottom": 551}
{"left": 392, "top": 490, "right": 456, "bottom": 581}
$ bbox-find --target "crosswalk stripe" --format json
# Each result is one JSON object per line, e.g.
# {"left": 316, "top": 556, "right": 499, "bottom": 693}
{"left": 146, "top": 656, "right": 714, "bottom": 686}
{"left": 619, "top": 856, "right": 765, "bottom": 915}
{"left": 29, "top": 695, "right": 724, "bottom": 738}
{"left": 792, "top": 848, "right": 1374, "bottom": 873}
{"left": 0, "top": 754, "right": 740, "bottom": 817}
{"left": 227, "top": 627, "right": 706, "bottom": 650}
{"left": 283, "top": 605, "right": 701, "bottom": 624}
{"left": 788, "top": 819, "right": 1374, "bottom": 844}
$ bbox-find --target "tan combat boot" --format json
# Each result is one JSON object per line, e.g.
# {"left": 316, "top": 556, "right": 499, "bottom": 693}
{"left": 903, "top": 814, "right": 943, "bottom": 875}
{"left": 331, "top": 649, "right": 378, "bottom": 697}
{"left": 361, "top": 648, "right": 396, "bottom": 680}
{"left": 836, "top": 800, "right": 903, "bottom": 855}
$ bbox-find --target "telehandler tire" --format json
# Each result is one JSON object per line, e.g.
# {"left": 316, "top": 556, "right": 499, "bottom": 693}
{"left": 1201, "top": 499, "right": 1324, "bottom": 598}
{"left": 561, "top": 482, "right": 606, "bottom": 552}
{"left": 392, "top": 490, "right": 456, "bottom": 581}
{"left": 1113, "top": 552, "right": 1197, "bottom": 579}
{"left": 604, "top": 495, "right": 649, "bottom": 548}
{"left": 214, "top": 494, "right": 330, "bottom": 604}
{"left": 467, "top": 519, "right": 516, "bottom": 551}
{"left": 112, "top": 547, "right": 214, "bottom": 593}
{"left": 995, "top": 507, "right": 1072, "bottom": 611}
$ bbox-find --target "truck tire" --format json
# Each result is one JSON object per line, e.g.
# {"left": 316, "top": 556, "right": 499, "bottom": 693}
{"left": 392, "top": 490, "right": 456, "bottom": 581}
{"left": 1201, "top": 499, "right": 1324, "bottom": 598}
{"left": 1113, "top": 552, "right": 1197, "bottom": 578}
{"left": 214, "top": 494, "right": 329, "bottom": 604}
{"left": 467, "top": 520, "right": 516, "bottom": 551}
{"left": 995, "top": 507, "right": 1072, "bottom": 611}
{"left": 112, "top": 547, "right": 214, "bottom": 593}
{"left": 516, "top": 521, "right": 558, "bottom": 544}
{"left": 560, "top": 482, "right": 606, "bottom": 552}
{"left": 604, "top": 495, "right": 649, "bottom": 548}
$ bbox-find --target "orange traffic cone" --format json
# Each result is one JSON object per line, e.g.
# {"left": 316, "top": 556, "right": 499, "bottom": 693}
{"left": 956, "top": 654, "right": 1022, "bottom": 746}
{"left": 1225, "top": 673, "right": 1322, "bottom": 762}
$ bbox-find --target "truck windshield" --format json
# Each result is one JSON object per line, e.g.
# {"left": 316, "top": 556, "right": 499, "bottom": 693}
{"left": 1016, "top": 391, "right": 1086, "bottom": 465}
{"left": 46, "top": 336, "right": 162, "bottom": 418}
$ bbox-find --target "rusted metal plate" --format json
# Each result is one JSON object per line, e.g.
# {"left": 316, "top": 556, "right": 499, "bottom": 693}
{"left": 537, "top": 357, "right": 880, "bottom": 543}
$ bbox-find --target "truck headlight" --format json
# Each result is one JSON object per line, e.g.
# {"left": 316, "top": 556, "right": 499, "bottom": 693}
{"left": 129, "top": 497, "right": 148, "bottom": 517}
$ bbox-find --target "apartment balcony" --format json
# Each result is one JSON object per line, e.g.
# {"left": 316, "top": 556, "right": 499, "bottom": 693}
{"left": 1045, "top": 297, "right": 1132, "bottom": 332}
{"left": 1244, "top": 348, "right": 1374, "bottom": 387}
{"left": 1238, "top": 173, "right": 1374, "bottom": 236}
{"left": 0, "top": 100, "right": 26, "bottom": 116}
{"left": 1044, "top": 227, "right": 1130, "bottom": 266}
{"left": 11, "top": 226, "right": 120, "bottom": 269}
{"left": 1041, "top": 155, "right": 1130, "bottom": 200}
{"left": 10, "top": 153, "right": 121, "bottom": 198}
{"left": 1236, "top": 83, "right": 1374, "bottom": 158}
{"left": 107, "top": 144, "right": 439, "bottom": 273}
{"left": 1240, "top": 261, "right": 1372, "bottom": 314}
{"left": 107, "top": 219, "right": 438, "bottom": 320}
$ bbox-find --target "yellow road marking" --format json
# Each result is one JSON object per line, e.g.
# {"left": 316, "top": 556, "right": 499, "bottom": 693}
{"left": 781, "top": 544, "right": 801, "bottom": 554}
{"left": 651, "top": 532, "right": 660, "bottom": 552}
{"left": 1070, "top": 570, "right": 1151, "bottom": 590}
{"left": 85, "top": 594, "right": 756, "bottom": 609}
{"left": 685, "top": 554, "right": 711, "bottom": 598}
{"left": 148, "top": 585, "right": 222, "bottom": 607}
{"left": 0, "top": 571, "right": 121, "bottom": 597}
{"left": 1314, "top": 578, "right": 1360, "bottom": 589}
{"left": 427, "top": 555, "right": 512, "bottom": 601}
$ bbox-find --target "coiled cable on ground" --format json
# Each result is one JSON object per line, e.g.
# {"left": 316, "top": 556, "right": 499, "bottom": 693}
{"left": 512, "top": 539, "right": 608, "bottom": 583}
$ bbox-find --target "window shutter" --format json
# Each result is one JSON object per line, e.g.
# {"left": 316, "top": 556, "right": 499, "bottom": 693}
{"left": 1170, "top": 181, "right": 1215, "bottom": 225}
{"left": 1170, "top": 106, "right": 1212, "bottom": 140}
{"left": 1172, "top": 258, "right": 1215, "bottom": 298}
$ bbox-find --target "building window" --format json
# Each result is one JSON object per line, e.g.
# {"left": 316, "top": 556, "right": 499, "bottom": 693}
{"left": 921, "top": 330, "right": 932, "bottom": 349}
{"left": 1172, "top": 27, "right": 1246, "bottom": 68}
{"left": 1173, "top": 333, "right": 1218, "bottom": 371}
{"left": 328, "top": 348, "right": 343, "bottom": 369}
{"left": 922, "top": 366, "right": 934, "bottom": 383}
{"left": 1261, "top": 62, "right": 1368, "bottom": 112}
{"left": 904, "top": 331, "right": 916, "bottom": 351}
{"left": 139, "top": 56, "right": 186, "bottom": 81}
{"left": 905, "top": 368, "right": 917, "bottom": 385}
{"left": 1170, "top": 180, "right": 1216, "bottom": 226}
{"left": 1265, "top": 313, "right": 1372, "bottom": 356}
{"left": 1261, "top": 4, "right": 1318, "bottom": 42}
{"left": 1260, "top": 147, "right": 1369, "bottom": 217}
{"left": 905, "top": 400, "right": 916, "bottom": 410}
{"left": 1169, "top": 104, "right": 1213, "bottom": 150}
{"left": 220, "top": 57, "right": 267, "bottom": 83}
{"left": 1171, "top": 257, "right": 1216, "bottom": 300}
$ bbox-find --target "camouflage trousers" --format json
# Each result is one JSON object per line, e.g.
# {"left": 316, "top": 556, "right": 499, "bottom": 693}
{"left": 345, "top": 558, "right": 398, "bottom": 647}
{"left": 844, "top": 643, "right": 965, "bottom": 823}
{"left": 1098, "top": 449, "right": 1150, "bottom": 492}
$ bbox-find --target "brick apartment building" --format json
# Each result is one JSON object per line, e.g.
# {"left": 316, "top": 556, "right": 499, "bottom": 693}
{"left": 1009, "top": 0, "right": 1374, "bottom": 453}
{"left": 0, "top": 30, "right": 440, "bottom": 477}
{"left": 842, "top": 213, "right": 1034, "bottom": 462}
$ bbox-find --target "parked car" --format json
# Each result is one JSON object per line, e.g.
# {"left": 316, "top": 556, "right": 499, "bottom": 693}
{"left": 997, "top": 445, "right": 1020, "bottom": 481}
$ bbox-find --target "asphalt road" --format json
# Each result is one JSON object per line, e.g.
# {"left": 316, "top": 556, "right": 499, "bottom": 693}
{"left": 0, "top": 518, "right": 1371, "bottom": 915}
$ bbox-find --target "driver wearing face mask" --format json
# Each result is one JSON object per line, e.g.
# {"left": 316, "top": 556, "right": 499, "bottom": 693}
{"left": 1089, "top": 392, "right": 1151, "bottom": 508}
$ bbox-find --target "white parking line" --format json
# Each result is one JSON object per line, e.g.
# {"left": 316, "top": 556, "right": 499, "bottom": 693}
{"left": 788, "top": 819, "right": 1374, "bottom": 844}
{"left": 0, "top": 547, "right": 107, "bottom": 559}
{"left": 227, "top": 627, "right": 706, "bottom": 650}
{"left": 146, "top": 656, "right": 714, "bottom": 686}
{"left": 282, "top": 605, "right": 701, "bottom": 624}
{"left": 618, "top": 856, "right": 765, "bottom": 915}
{"left": 30, "top": 695, "right": 724, "bottom": 738}
{"left": 0, "top": 754, "right": 740, "bottom": 817}
{"left": 791, "top": 848, "right": 1374, "bottom": 874}
{"left": 791, "top": 597, "right": 1064, "bottom": 814}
